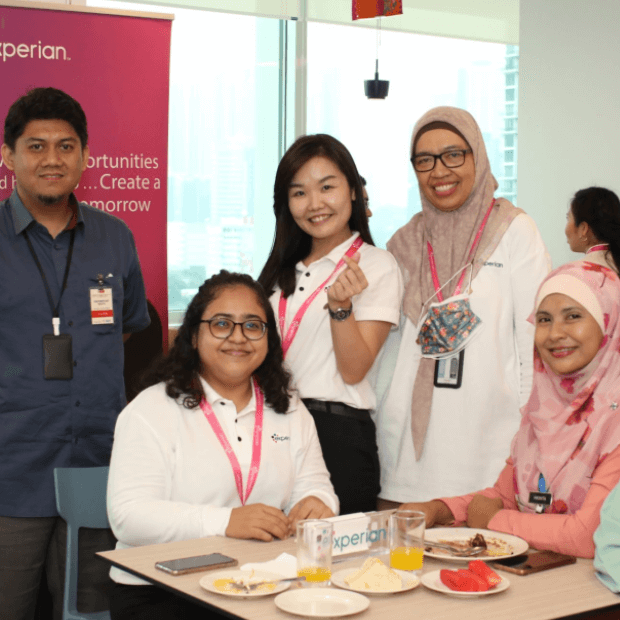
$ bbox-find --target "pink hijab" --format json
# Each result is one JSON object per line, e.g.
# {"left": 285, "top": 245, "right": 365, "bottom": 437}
{"left": 388, "top": 106, "right": 523, "bottom": 459}
{"left": 512, "top": 261, "right": 620, "bottom": 515}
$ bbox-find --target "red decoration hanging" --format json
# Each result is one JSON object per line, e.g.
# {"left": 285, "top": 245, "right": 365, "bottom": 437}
{"left": 352, "top": 0, "right": 403, "bottom": 20}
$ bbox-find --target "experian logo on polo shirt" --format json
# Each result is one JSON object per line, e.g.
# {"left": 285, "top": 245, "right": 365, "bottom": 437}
{"left": 1, "top": 40, "right": 70, "bottom": 62}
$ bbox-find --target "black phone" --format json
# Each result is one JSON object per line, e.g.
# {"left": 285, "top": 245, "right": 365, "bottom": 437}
{"left": 155, "top": 552, "right": 238, "bottom": 576}
{"left": 491, "top": 550, "right": 576, "bottom": 575}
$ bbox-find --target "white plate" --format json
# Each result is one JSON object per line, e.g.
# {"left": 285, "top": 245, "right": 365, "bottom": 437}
{"left": 274, "top": 588, "right": 370, "bottom": 617}
{"left": 424, "top": 528, "right": 528, "bottom": 562}
{"left": 199, "top": 569, "right": 291, "bottom": 597}
{"left": 331, "top": 567, "right": 420, "bottom": 595}
{"left": 421, "top": 569, "right": 510, "bottom": 597}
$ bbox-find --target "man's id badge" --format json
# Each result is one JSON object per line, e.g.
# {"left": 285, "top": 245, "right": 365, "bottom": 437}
{"left": 90, "top": 286, "right": 114, "bottom": 325}
{"left": 434, "top": 350, "right": 464, "bottom": 389}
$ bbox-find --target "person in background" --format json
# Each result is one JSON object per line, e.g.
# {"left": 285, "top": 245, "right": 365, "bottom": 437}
{"left": 360, "top": 175, "right": 372, "bottom": 217}
{"left": 565, "top": 186, "right": 620, "bottom": 273}
{"left": 403, "top": 261, "right": 620, "bottom": 559}
{"left": 259, "top": 134, "right": 403, "bottom": 514}
{"left": 0, "top": 87, "right": 150, "bottom": 620}
{"left": 123, "top": 300, "right": 163, "bottom": 403}
{"left": 595, "top": 479, "right": 620, "bottom": 590}
{"left": 107, "top": 271, "right": 337, "bottom": 620}
{"left": 376, "top": 106, "right": 550, "bottom": 509}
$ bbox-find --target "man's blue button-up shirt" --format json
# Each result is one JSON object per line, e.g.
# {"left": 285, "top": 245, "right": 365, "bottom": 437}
{"left": 0, "top": 190, "right": 150, "bottom": 516}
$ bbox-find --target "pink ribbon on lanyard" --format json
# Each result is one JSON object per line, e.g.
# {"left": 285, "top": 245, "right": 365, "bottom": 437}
{"left": 278, "top": 236, "right": 364, "bottom": 358}
{"left": 587, "top": 244, "right": 609, "bottom": 254}
{"left": 426, "top": 199, "right": 496, "bottom": 301}
{"left": 200, "top": 377, "right": 264, "bottom": 506}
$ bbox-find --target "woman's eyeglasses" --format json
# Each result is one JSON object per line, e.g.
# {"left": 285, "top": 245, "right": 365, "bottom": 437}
{"left": 199, "top": 318, "right": 267, "bottom": 340}
{"left": 411, "top": 149, "right": 472, "bottom": 172}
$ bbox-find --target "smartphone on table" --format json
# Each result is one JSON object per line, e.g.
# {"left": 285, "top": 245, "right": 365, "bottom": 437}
{"left": 155, "top": 552, "right": 238, "bottom": 576}
{"left": 491, "top": 550, "right": 576, "bottom": 575}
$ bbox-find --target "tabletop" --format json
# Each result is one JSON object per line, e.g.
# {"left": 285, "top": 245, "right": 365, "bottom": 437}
{"left": 98, "top": 535, "right": 620, "bottom": 620}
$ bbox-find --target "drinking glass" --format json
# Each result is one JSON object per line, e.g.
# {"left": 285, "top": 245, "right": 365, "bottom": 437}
{"left": 296, "top": 519, "right": 333, "bottom": 585}
{"left": 389, "top": 510, "right": 425, "bottom": 576}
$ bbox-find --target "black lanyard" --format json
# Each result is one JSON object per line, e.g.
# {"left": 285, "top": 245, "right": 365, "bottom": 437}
{"left": 23, "top": 227, "right": 76, "bottom": 321}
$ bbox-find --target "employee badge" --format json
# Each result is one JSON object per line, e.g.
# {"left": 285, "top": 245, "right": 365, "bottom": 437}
{"left": 90, "top": 273, "right": 114, "bottom": 325}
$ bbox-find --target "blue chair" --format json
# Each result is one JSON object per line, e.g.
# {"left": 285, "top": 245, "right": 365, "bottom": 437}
{"left": 53, "top": 466, "right": 112, "bottom": 620}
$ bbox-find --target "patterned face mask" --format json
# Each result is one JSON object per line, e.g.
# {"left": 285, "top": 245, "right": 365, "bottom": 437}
{"left": 417, "top": 294, "right": 483, "bottom": 359}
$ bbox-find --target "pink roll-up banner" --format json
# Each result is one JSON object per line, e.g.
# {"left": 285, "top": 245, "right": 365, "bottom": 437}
{"left": 0, "top": 1, "right": 172, "bottom": 345}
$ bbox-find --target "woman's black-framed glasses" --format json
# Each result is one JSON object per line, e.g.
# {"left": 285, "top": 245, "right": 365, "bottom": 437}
{"left": 199, "top": 318, "right": 267, "bottom": 340}
{"left": 411, "top": 149, "right": 472, "bottom": 172}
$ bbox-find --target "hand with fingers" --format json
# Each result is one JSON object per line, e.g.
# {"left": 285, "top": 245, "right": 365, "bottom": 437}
{"left": 287, "top": 496, "right": 335, "bottom": 535}
{"left": 466, "top": 495, "right": 503, "bottom": 529}
{"left": 400, "top": 500, "right": 455, "bottom": 528}
{"left": 226, "top": 503, "right": 291, "bottom": 542}
{"left": 327, "top": 253, "right": 368, "bottom": 312}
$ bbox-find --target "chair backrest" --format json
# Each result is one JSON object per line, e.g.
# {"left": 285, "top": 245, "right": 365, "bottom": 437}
{"left": 54, "top": 467, "right": 110, "bottom": 530}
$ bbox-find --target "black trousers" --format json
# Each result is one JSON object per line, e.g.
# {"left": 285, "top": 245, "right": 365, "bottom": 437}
{"left": 304, "top": 401, "right": 380, "bottom": 515}
{"left": 110, "top": 583, "right": 226, "bottom": 620}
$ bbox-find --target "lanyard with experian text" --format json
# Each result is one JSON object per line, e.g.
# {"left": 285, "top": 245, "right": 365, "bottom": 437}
{"left": 199, "top": 378, "right": 264, "bottom": 506}
{"left": 23, "top": 228, "right": 76, "bottom": 335}
{"left": 278, "top": 235, "right": 363, "bottom": 358}
{"left": 426, "top": 199, "right": 495, "bottom": 302}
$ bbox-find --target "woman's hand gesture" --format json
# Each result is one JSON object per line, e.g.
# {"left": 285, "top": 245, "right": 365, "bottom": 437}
{"left": 226, "top": 503, "right": 291, "bottom": 542}
{"left": 327, "top": 253, "right": 368, "bottom": 311}
{"left": 400, "top": 500, "right": 455, "bottom": 528}
{"left": 466, "top": 495, "right": 503, "bottom": 529}
{"left": 287, "top": 496, "right": 335, "bottom": 535}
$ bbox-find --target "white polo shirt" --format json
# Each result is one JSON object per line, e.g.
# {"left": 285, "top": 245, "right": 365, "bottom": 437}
{"left": 270, "top": 232, "right": 404, "bottom": 410}
{"left": 107, "top": 378, "right": 338, "bottom": 585}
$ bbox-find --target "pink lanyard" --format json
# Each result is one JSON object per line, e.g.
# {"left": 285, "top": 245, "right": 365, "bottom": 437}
{"left": 426, "top": 199, "right": 496, "bottom": 302}
{"left": 587, "top": 244, "right": 609, "bottom": 253}
{"left": 278, "top": 236, "right": 364, "bottom": 358}
{"left": 200, "top": 377, "right": 264, "bottom": 506}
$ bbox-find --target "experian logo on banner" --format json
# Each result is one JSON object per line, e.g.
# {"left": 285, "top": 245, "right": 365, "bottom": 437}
{"left": 1, "top": 41, "right": 69, "bottom": 62}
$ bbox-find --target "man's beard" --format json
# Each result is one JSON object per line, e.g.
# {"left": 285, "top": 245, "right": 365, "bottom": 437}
{"left": 36, "top": 193, "right": 65, "bottom": 206}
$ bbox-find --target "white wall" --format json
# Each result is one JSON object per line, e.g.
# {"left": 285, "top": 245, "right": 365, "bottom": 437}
{"left": 518, "top": 0, "right": 620, "bottom": 268}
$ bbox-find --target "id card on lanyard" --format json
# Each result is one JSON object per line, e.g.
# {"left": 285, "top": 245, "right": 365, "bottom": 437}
{"left": 529, "top": 473, "right": 552, "bottom": 514}
{"left": 90, "top": 274, "right": 114, "bottom": 325}
{"left": 24, "top": 228, "right": 75, "bottom": 380}
{"left": 426, "top": 199, "right": 495, "bottom": 388}
{"left": 200, "top": 378, "right": 264, "bottom": 505}
{"left": 278, "top": 236, "right": 363, "bottom": 358}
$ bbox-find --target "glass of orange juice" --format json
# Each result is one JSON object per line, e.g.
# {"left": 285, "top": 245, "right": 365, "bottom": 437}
{"left": 296, "top": 519, "right": 333, "bottom": 586}
{"left": 389, "top": 510, "right": 425, "bottom": 577}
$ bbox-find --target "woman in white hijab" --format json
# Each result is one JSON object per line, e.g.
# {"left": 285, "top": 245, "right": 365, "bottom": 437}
{"left": 376, "top": 106, "right": 550, "bottom": 507}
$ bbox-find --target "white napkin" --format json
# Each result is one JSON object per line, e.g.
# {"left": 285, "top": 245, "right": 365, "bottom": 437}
{"left": 240, "top": 552, "right": 297, "bottom": 578}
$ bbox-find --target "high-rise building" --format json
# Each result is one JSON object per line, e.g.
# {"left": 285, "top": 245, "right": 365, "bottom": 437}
{"left": 502, "top": 45, "right": 519, "bottom": 205}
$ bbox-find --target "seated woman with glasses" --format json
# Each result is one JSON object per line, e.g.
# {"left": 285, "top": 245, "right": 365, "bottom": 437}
{"left": 107, "top": 271, "right": 338, "bottom": 620}
{"left": 565, "top": 186, "right": 620, "bottom": 273}
{"left": 376, "top": 107, "right": 550, "bottom": 510}
{"left": 400, "top": 261, "right": 620, "bottom": 558}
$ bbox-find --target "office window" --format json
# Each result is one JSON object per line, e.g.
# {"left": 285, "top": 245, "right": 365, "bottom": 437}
{"left": 88, "top": 1, "right": 285, "bottom": 324}
{"left": 306, "top": 23, "right": 517, "bottom": 247}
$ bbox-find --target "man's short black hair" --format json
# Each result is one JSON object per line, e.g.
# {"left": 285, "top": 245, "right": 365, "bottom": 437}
{"left": 3, "top": 87, "right": 88, "bottom": 150}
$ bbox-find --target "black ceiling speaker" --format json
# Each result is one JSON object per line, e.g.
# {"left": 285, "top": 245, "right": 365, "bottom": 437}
{"left": 364, "top": 59, "right": 389, "bottom": 99}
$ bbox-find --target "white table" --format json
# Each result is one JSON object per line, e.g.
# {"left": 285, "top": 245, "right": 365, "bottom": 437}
{"left": 99, "top": 535, "right": 620, "bottom": 620}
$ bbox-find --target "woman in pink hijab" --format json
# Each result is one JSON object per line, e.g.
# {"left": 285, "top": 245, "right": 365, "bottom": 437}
{"left": 402, "top": 261, "right": 620, "bottom": 557}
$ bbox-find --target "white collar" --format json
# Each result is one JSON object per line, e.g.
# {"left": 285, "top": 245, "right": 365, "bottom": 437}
{"left": 198, "top": 375, "right": 256, "bottom": 418}
{"left": 295, "top": 231, "right": 361, "bottom": 272}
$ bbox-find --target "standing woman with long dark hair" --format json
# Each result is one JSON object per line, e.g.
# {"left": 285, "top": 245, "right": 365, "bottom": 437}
{"left": 565, "top": 186, "right": 620, "bottom": 273}
{"left": 259, "top": 134, "right": 403, "bottom": 514}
